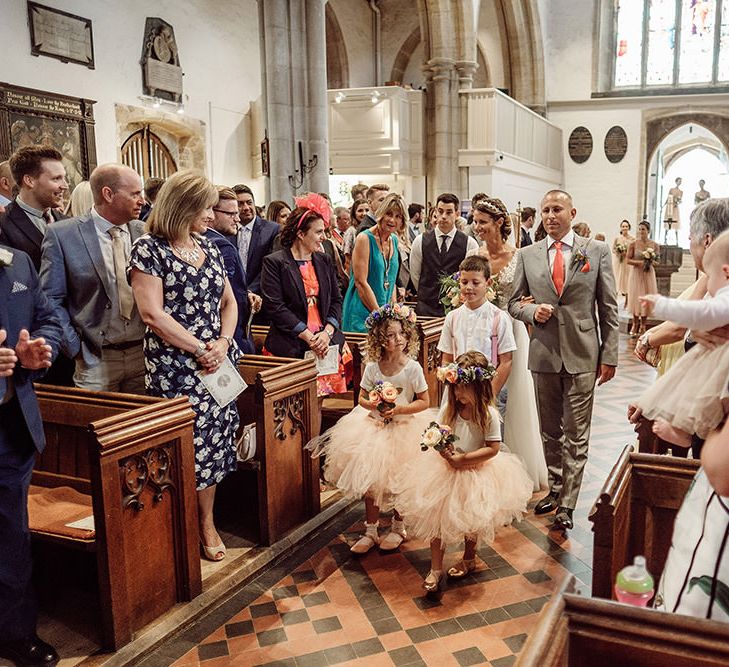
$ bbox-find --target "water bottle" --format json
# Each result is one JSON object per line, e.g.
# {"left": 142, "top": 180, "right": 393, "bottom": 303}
{"left": 614, "top": 555, "right": 654, "bottom": 607}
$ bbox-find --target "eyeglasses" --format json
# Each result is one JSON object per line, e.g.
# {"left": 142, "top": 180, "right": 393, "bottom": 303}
{"left": 213, "top": 209, "right": 239, "bottom": 218}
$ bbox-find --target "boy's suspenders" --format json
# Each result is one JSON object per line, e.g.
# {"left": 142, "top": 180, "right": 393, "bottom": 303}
{"left": 450, "top": 307, "right": 501, "bottom": 365}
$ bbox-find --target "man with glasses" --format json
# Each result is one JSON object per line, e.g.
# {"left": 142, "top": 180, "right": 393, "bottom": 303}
{"left": 204, "top": 186, "right": 260, "bottom": 353}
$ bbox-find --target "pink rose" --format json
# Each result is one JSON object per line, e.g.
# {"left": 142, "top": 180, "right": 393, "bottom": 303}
{"left": 369, "top": 390, "right": 381, "bottom": 405}
{"left": 445, "top": 369, "right": 458, "bottom": 383}
{"left": 382, "top": 386, "right": 399, "bottom": 402}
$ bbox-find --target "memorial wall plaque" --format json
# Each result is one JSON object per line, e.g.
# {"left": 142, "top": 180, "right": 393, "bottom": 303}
{"left": 0, "top": 82, "right": 96, "bottom": 190}
{"left": 604, "top": 125, "right": 628, "bottom": 163}
{"left": 27, "top": 2, "right": 94, "bottom": 69}
{"left": 141, "top": 18, "right": 183, "bottom": 102}
{"left": 568, "top": 126, "right": 593, "bottom": 164}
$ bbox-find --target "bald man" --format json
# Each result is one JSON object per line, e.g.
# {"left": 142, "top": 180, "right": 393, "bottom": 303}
{"left": 39, "top": 164, "right": 147, "bottom": 392}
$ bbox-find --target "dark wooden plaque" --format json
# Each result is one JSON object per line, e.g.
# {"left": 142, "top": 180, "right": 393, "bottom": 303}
{"left": 604, "top": 125, "right": 628, "bottom": 163}
{"left": 568, "top": 126, "right": 593, "bottom": 164}
{"left": 0, "top": 82, "right": 96, "bottom": 190}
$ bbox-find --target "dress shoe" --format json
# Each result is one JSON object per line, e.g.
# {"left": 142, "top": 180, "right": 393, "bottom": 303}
{"left": 553, "top": 507, "right": 574, "bottom": 530}
{"left": 534, "top": 492, "right": 559, "bottom": 515}
{"left": 0, "top": 634, "right": 59, "bottom": 666}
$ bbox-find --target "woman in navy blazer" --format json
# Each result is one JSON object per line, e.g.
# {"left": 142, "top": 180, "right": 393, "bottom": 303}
{"left": 261, "top": 196, "right": 350, "bottom": 401}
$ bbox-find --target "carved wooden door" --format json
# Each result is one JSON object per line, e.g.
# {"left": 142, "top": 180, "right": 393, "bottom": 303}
{"left": 121, "top": 126, "right": 176, "bottom": 181}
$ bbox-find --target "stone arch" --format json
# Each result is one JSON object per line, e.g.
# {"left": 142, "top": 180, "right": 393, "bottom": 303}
{"left": 474, "top": 42, "right": 491, "bottom": 88}
{"left": 325, "top": 3, "right": 349, "bottom": 89}
{"left": 390, "top": 26, "right": 421, "bottom": 85}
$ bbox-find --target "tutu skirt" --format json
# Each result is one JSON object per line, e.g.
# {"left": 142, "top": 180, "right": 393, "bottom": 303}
{"left": 637, "top": 344, "right": 729, "bottom": 439}
{"left": 396, "top": 449, "right": 533, "bottom": 546}
{"left": 312, "top": 406, "right": 434, "bottom": 511}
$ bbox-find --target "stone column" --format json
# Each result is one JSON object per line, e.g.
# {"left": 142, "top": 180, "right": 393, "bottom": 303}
{"left": 305, "top": 0, "right": 330, "bottom": 195}
{"left": 424, "top": 57, "right": 456, "bottom": 200}
{"left": 455, "top": 60, "right": 478, "bottom": 199}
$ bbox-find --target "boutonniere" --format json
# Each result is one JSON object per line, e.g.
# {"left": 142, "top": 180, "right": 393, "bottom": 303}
{"left": 571, "top": 246, "right": 590, "bottom": 273}
{"left": 0, "top": 247, "right": 14, "bottom": 267}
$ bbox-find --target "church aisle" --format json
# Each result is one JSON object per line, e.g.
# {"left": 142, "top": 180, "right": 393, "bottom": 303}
{"left": 150, "top": 336, "right": 655, "bottom": 667}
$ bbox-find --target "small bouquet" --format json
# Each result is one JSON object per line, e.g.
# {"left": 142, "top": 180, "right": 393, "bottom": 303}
{"left": 438, "top": 272, "right": 500, "bottom": 313}
{"left": 641, "top": 247, "right": 658, "bottom": 272}
{"left": 420, "top": 421, "right": 459, "bottom": 453}
{"left": 368, "top": 380, "right": 403, "bottom": 424}
{"left": 614, "top": 241, "right": 627, "bottom": 261}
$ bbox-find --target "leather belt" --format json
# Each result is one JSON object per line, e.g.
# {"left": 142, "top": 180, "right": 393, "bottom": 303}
{"left": 102, "top": 339, "right": 143, "bottom": 351}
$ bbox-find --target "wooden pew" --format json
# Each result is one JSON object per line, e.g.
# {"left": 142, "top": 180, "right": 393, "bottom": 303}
{"left": 416, "top": 316, "right": 445, "bottom": 407}
{"left": 588, "top": 445, "right": 699, "bottom": 600}
{"left": 518, "top": 576, "right": 729, "bottom": 666}
{"left": 216, "top": 355, "right": 320, "bottom": 545}
{"left": 32, "top": 385, "right": 200, "bottom": 650}
{"left": 635, "top": 415, "right": 690, "bottom": 457}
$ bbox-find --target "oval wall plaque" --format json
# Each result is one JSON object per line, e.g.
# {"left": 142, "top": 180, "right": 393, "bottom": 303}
{"left": 604, "top": 125, "right": 628, "bottom": 163}
{"left": 568, "top": 126, "right": 593, "bottom": 164}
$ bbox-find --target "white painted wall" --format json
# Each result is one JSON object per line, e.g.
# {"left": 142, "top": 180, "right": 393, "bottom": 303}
{"left": 3, "top": 0, "right": 262, "bottom": 193}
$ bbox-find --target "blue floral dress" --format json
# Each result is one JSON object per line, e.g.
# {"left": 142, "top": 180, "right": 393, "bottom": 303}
{"left": 129, "top": 233, "right": 240, "bottom": 490}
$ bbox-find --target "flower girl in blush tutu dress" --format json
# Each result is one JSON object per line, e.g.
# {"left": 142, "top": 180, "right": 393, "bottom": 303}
{"left": 309, "top": 304, "right": 432, "bottom": 553}
{"left": 396, "top": 351, "right": 533, "bottom": 593}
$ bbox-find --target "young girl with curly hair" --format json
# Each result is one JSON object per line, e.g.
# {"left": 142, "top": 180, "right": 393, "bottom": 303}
{"left": 310, "top": 303, "right": 431, "bottom": 553}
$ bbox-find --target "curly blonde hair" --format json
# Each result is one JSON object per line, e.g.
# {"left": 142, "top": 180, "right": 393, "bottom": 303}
{"left": 365, "top": 316, "right": 420, "bottom": 362}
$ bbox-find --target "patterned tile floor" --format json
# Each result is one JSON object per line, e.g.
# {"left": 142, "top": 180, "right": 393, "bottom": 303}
{"left": 144, "top": 335, "right": 655, "bottom": 667}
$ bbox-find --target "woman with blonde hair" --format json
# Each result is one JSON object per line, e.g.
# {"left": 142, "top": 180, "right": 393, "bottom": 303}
{"left": 130, "top": 170, "right": 240, "bottom": 562}
{"left": 65, "top": 180, "right": 93, "bottom": 217}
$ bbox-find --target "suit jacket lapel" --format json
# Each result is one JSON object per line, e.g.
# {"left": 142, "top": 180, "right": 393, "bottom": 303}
{"left": 79, "top": 216, "right": 113, "bottom": 300}
{"left": 284, "top": 249, "right": 307, "bottom": 311}
{"left": 8, "top": 204, "right": 44, "bottom": 251}
{"left": 249, "top": 217, "right": 263, "bottom": 263}
{"left": 537, "top": 239, "right": 558, "bottom": 297}
{"left": 562, "top": 235, "right": 587, "bottom": 294}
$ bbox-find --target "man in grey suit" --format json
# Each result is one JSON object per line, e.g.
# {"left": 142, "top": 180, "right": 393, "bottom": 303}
{"left": 40, "top": 164, "right": 146, "bottom": 392}
{"left": 509, "top": 190, "right": 619, "bottom": 530}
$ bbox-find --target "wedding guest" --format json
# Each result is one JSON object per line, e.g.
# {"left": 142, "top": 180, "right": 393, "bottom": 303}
{"left": 356, "top": 184, "right": 390, "bottom": 234}
{"left": 343, "top": 200, "right": 369, "bottom": 274}
{"left": 342, "top": 193, "right": 405, "bottom": 332}
{"left": 266, "top": 200, "right": 291, "bottom": 227}
{"left": 626, "top": 220, "right": 659, "bottom": 335}
{"left": 519, "top": 206, "right": 535, "bottom": 247}
{"left": 572, "top": 222, "right": 591, "bottom": 237}
{"left": 65, "top": 180, "right": 93, "bottom": 217}
{"left": 130, "top": 170, "right": 240, "bottom": 562}
{"left": 140, "top": 177, "right": 164, "bottom": 222}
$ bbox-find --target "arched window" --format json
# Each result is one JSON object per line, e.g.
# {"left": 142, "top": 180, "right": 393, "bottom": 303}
{"left": 121, "top": 126, "right": 176, "bottom": 181}
{"left": 613, "top": 0, "right": 729, "bottom": 91}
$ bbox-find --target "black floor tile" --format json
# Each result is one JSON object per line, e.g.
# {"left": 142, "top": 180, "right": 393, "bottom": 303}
{"left": 303, "top": 591, "right": 331, "bottom": 607}
{"left": 313, "top": 616, "right": 343, "bottom": 634}
{"left": 281, "top": 609, "right": 310, "bottom": 626}
{"left": 481, "top": 607, "right": 510, "bottom": 624}
{"left": 291, "top": 569, "right": 318, "bottom": 584}
{"left": 406, "top": 624, "right": 438, "bottom": 643}
{"left": 351, "top": 636, "right": 386, "bottom": 658}
{"left": 257, "top": 627, "right": 288, "bottom": 647}
{"left": 294, "top": 651, "right": 328, "bottom": 667}
{"left": 491, "top": 656, "right": 517, "bottom": 667}
{"left": 322, "top": 643, "right": 357, "bottom": 664}
{"left": 502, "top": 601, "right": 533, "bottom": 618}
{"left": 431, "top": 618, "right": 461, "bottom": 637}
{"left": 456, "top": 612, "right": 488, "bottom": 630}
{"left": 412, "top": 595, "right": 442, "bottom": 610}
{"left": 370, "top": 616, "right": 403, "bottom": 635}
{"left": 364, "top": 604, "right": 395, "bottom": 622}
{"left": 526, "top": 595, "right": 550, "bottom": 612}
{"left": 273, "top": 585, "right": 300, "bottom": 600}
{"left": 260, "top": 659, "right": 296, "bottom": 667}
{"left": 197, "top": 640, "right": 229, "bottom": 661}
{"left": 251, "top": 601, "right": 279, "bottom": 618}
{"left": 389, "top": 645, "right": 423, "bottom": 665}
{"left": 453, "top": 646, "right": 487, "bottom": 666}
{"left": 523, "top": 570, "right": 551, "bottom": 584}
{"left": 225, "top": 619, "right": 254, "bottom": 637}
{"left": 504, "top": 633, "right": 528, "bottom": 652}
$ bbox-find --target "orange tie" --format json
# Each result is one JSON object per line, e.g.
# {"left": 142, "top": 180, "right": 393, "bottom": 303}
{"left": 552, "top": 241, "right": 565, "bottom": 295}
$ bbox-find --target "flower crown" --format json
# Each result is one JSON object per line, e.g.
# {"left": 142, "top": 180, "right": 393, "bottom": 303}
{"left": 295, "top": 192, "right": 331, "bottom": 228}
{"left": 436, "top": 362, "right": 496, "bottom": 385}
{"left": 365, "top": 303, "right": 417, "bottom": 330}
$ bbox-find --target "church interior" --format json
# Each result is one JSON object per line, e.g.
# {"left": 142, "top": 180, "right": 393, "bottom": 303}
{"left": 1, "top": 0, "right": 729, "bottom": 666}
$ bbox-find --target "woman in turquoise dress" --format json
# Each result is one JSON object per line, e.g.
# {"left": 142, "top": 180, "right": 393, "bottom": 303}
{"left": 342, "top": 193, "right": 406, "bottom": 332}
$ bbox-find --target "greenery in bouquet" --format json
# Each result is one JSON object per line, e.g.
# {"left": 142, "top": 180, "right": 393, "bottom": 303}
{"left": 614, "top": 241, "right": 627, "bottom": 260}
{"left": 438, "top": 271, "right": 500, "bottom": 314}
{"left": 641, "top": 247, "right": 658, "bottom": 272}
{"left": 368, "top": 379, "right": 403, "bottom": 424}
{"left": 420, "top": 421, "right": 459, "bottom": 453}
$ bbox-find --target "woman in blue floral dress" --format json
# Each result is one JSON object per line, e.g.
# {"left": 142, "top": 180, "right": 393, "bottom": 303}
{"left": 129, "top": 171, "right": 240, "bottom": 562}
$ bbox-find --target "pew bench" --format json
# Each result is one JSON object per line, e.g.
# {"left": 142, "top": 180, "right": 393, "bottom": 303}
{"left": 518, "top": 576, "right": 729, "bottom": 666}
{"left": 31, "top": 385, "right": 200, "bottom": 650}
{"left": 588, "top": 445, "right": 699, "bottom": 600}
{"left": 216, "top": 355, "right": 320, "bottom": 545}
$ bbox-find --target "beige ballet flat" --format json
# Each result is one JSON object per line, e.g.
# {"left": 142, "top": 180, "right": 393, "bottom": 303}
{"left": 423, "top": 569, "right": 443, "bottom": 593}
{"left": 350, "top": 522, "right": 380, "bottom": 554}
{"left": 379, "top": 519, "right": 407, "bottom": 551}
{"left": 447, "top": 558, "right": 476, "bottom": 579}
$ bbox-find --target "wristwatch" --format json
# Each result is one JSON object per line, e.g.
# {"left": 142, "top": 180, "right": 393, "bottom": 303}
{"left": 193, "top": 342, "right": 207, "bottom": 357}
{"left": 220, "top": 335, "right": 233, "bottom": 347}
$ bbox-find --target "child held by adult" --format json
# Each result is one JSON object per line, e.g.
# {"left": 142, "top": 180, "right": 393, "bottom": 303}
{"left": 397, "top": 352, "right": 533, "bottom": 593}
{"left": 309, "top": 303, "right": 431, "bottom": 553}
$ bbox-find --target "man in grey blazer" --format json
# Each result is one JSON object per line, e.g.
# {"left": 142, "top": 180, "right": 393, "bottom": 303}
{"left": 40, "top": 164, "right": 147, "bottom": 393}
{"left": 509, "top": 190, "right": 619, "bottom": 530}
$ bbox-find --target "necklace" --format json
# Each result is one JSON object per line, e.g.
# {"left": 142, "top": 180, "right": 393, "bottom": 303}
{"left": 374, "top": 230, "right": 392, "bottom": 291}
{"left": 172, "top": 237, "right": 201, "bottom": 264}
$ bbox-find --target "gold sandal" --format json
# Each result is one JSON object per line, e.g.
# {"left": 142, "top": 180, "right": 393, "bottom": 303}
{"left": 447, "top": 558, "right": 476, "bottom": 579}
{"left": 423, "top": 569, "right": 443, "bottom": 593}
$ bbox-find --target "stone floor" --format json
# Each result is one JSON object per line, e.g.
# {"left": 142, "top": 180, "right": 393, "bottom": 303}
{"left": 136, "top": 334, "right": 656, "bottom": 667}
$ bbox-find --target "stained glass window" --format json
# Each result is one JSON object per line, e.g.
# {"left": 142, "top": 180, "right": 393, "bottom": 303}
{"left": 614, "top": 0, "right": 729, "bottom": 89}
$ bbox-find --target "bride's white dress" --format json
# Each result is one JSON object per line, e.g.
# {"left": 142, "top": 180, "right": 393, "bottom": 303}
{"left": 496, "top": 253, "right": 548, "bottom": 491}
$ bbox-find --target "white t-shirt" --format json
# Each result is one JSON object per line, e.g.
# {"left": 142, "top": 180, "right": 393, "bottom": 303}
{"left": 437, "top": 301, "right": 516, "bottom": 364}
{"left": 436, "top": 404, "right": 502, "bottom": 453}
{"left": 361, "top": 358, "right": 428, "bottom": 405}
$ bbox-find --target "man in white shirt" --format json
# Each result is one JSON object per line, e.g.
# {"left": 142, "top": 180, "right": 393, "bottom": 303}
{"left": 410, "top": 193, "right": 479, "bottom": 316}
{"left": 40, "top": 164, "right": 147, "bottom": 392}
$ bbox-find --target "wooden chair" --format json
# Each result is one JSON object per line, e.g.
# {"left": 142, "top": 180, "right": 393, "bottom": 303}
{"left": 32, "top": 385, "right": 200, "bottom": 650}
{"left": 588, "top": 445, "right": 699, "bottom": 600}
{"left": 518, "top": 576, "right": 729, "bottom": 666}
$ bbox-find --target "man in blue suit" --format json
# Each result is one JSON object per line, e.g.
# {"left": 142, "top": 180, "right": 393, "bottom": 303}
{"left": 204, "top": 186, "right": 261, "bottom": 353}
{"left": 231, "top": 184, "right": 279, "bottom": 295}
{"left": 40, "top": 164, "right": 146, "bottom": 393}
{"left": 0, "top": 243, "right": 62, "bottom": 666}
